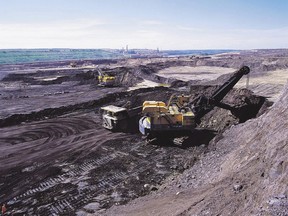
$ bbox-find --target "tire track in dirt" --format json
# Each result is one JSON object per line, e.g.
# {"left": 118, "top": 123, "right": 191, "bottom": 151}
{"left": 7, "top": 142, "right": 132, "bottom": 213}
{"left": 13, "top": 155, "right": 118, "bottom": 201}
{"left": 1, "top": 115, "right": 104, "bottom": 155}
{"left": 0, "top": 114, "right": 133, "bottom": 204}
{"left": 0, "top": 116, "right": 97, "bottom": 145}
{"left": 6, "top": 137, "right": 192, "bottom": 215}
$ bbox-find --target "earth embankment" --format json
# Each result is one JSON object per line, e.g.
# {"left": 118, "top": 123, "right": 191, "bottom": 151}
{"left": 104, "top": 82, "right": 288, "bottom": 216}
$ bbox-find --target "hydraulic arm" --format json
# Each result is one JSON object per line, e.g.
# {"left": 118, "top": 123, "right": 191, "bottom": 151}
{"left": 191, "top": 66, "right": 250, "bottom": 123}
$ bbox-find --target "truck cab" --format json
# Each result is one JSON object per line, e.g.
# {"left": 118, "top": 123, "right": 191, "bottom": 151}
{"left": 101, "top": 105, "right": 129, "bottom": 131}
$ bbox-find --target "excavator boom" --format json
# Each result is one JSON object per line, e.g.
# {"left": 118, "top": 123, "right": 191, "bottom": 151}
{"left": 211, "top": 66, "right": 250, "bottom": 102}
{"left": 191, "top": 66, "right": 250, "bottom": 122}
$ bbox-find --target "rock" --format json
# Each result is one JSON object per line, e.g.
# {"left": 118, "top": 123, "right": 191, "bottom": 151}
{"left": 233, "top": 184, "right": 243, "bottom": 192}
{"left": 83, "top": 202, "right": 100, "bottom": 211}
{"left": 144, "top": 184, "right": 158, "bottom": 191}
{"left": 144, "top": 184, "right": 150, "bottom": 188}
{"left": 150, "top": 186, "right": 158, "bottom": 191}
{"left": 170, "top": 165, "right": 178, "bottom": 170}
{"left": 268, "top": 194, "right": 288, "bottom": 206}
{"left": 183, "top": 163, "right": 190, "bottom": 169}
{"left": 268, "top": 198, "right": 281, "bottom": 206}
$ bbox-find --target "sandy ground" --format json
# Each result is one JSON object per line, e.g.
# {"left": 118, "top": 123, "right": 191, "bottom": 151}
{"left": 157, "top": 66, "right": 235, "bottom": 81}
{"left": 158, "top": 65, "right": 288, "bottom": 102}
{"left": 128, "top": 79, "right": 161, "bottom": 91}
{"left": 237, "top": 69, "right": 288, "bottom": 101}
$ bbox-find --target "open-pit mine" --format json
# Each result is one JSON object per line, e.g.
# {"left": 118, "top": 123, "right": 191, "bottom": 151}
{"left": 0, "top": 49, "right": 287, "bottom": 215}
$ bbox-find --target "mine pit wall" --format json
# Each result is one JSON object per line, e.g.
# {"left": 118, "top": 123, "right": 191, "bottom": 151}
{"left": 113, "top": 68, "right": 143, "bottom": 87}
{"left": 0, "top": 59, "right": 118, "bottom": 71}
{"left": 185, "top": 82, "right": 288, "bottom": 216}
{"left": 0, "top": 83, "right": 270, "bottom": 133}
{"left": 0, "top": 65, "right": 143, "bottom": 87}
{"left": 0, "top": 87, "right": 173, "bottom": 128}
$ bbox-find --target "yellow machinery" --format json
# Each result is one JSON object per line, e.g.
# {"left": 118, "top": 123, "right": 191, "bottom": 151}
{"left": 139, "top": 95, "right": 196, "bottom": 138}
{"left": 99, "top": 66, "right": 250, "bottom": 139}
{"left": 101, "top": 105, "right": 142, "bottom": 131}
{"left": 139, "top": 66, "right": 250, "bottom": 139}
{"left": 69, "top": 62, "right": 77, "bottom": 68}
{"left": 97, "top": 68, "right": 116, "bottom": 87}
{"left": 98, "top": 73, "right": 116, "bottom": 87}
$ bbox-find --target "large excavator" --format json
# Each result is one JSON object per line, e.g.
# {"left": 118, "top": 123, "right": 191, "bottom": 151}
{"left": 97, "top": 68, "right": 116, "bottom": 87}
{"left": 139, "top": 66, "right": 250, "bottom": 139}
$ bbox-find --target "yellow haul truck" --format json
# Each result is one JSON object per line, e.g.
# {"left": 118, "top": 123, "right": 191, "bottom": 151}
{"left": 101, "top": 105, "right": 142, "bottom": 132}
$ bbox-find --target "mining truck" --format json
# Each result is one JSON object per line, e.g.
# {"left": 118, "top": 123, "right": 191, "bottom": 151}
{"left": 139, "top": 66, "right": 250, "bottom": 139}
{"left": 101, "top": 105, "right": 142, "bottom": 131}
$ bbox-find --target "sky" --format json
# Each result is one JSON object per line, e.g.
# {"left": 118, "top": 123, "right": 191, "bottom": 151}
{"left": 0, "top": 0, "right": 288, "bottom": 50}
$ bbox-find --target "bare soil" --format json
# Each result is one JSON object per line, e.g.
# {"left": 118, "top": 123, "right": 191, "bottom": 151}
{"left": 0, "top": 49, "right": 288, "bottom": 215}
{"left": 104, "top": 83, "right": 288, "bottom": 216}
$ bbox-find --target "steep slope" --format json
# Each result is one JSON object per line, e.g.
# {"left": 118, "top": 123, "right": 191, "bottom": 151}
{"left": 104, "top": 83, "right": 288, "bottom": 216}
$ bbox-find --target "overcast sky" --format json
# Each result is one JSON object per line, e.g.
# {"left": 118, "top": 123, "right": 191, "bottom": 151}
{"left": 0, "top": 0, "right": 288, "bottom": 49}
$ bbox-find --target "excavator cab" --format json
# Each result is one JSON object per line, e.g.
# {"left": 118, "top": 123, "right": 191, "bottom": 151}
{"left": 139, "top": 96, "right": 196, "bottom": 137}
{"left": 98, "top": 73, "right": 116, "bottom": 87}
{"left": 101, "top": 105, "right": 129, "bottom": 130}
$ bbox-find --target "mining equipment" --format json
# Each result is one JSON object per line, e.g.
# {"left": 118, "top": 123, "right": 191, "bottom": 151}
{"left": 70, "top": 62, "right": 77, "bottom": 68}
{"left": 101, "top": 105, "right": 142, "bottom": 131}
{"left": 97, "top": 68, "right": 116, "bottom": 87}
{"left": 139, "top": 66, "right": 250, "bottom": 139}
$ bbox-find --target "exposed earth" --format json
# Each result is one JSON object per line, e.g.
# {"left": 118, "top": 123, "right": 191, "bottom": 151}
{"left": 0, "top": 49, "right": 287, "bottom": 215}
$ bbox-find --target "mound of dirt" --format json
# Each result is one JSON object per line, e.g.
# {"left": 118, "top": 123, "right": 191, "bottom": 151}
{"left": 198, "top": 88, "right": 269, "bottom": 132}
{"left": 104, "top": 82, "right": 288, "bottom": 216}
